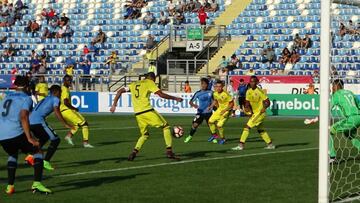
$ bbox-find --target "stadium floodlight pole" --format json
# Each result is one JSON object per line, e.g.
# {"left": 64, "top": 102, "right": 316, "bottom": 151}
{"left": 318, "top": 0, "right": 331, "bottom": 202}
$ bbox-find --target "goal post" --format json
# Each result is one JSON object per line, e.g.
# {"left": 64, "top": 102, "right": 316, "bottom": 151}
{"left": 318, "top": 0, "right": 331, "bottom": 202}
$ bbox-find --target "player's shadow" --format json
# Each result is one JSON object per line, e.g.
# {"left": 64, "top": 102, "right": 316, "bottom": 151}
{"left": 59, "top": 157, "right": 128, "bottom": 168}
{"left": 96, "top": 140, "right": 133, "bottom": 146}
{"left": 275, "top": 142, "right": 310, "bottom": 148}
{"left": 226, "top": 137, "right": 263, "bottom": 143}
{"left": 180, "top": 149, "right": 230, "bottom": 160}
{"left": 52, "top": 173, "right": 149, "bottom": 192}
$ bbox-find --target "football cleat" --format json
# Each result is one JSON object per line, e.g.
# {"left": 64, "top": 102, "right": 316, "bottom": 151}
{"left": 83, "top": 143, "right": 94, "bottom": 148}
{"left": 208, "top": 134, "right": 218, "bottom": 142}
{"left": 32, "top": 182, "right": 52, "bottom": 194}
{"left": 64, "top": 136, "right": 74, "bottom": 146}
{"left": 5, "top": 185, "right": 15, "bottom": 195}
{"left": 166, "top": 151, "right": 180, "bottom": 161}
{"left": 43, "top": 161, "right": 54, "bottom": 171}
{"left": 184, "top": 135, "right": 192, "bottom": 143}
{"left": 128, "top": 150, "right": 138, "bottom": 161}
{"left": 25, "top": 154, "right": 34, "bottom": 166}
{"left": 264, "top": 144, "right": 276, "bottom": 150}
{"left": 232, "top": 144, "right": 244, "bottom": 151}
{"left": 218, "top": 139, "right": 226, "bottom": 145}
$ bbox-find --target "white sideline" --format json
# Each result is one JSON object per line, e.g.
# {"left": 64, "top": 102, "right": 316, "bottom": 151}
{"left": 55, "top": 147, "right": 318, "bottom": 178}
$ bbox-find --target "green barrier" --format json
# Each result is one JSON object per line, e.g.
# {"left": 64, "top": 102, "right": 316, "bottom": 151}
{"left": 267, "top": 94, "right": 319, "bottom": 116}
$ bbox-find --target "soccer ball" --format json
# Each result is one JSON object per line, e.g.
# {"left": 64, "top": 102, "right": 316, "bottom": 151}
{"left": 172, "top": 126, "right": 184, "bottom": 138}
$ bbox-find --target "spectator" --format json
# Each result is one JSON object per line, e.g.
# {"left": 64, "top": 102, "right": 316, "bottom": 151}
{"left": 38, "top": 60, "right": 47, "bottom": 74}
{"left": 227, "top": 54, "right": 239, "bottom": 71}
{"left": 2, "top": 43, "right": 16, "bottom": 58}
{"left": 279, "top": 47, "right": 291, "bottom": 64}
{"left": 237, "top": 78, "right": 247, "bottom": 112}
{"left": 158, "top": 11, "right": 169, "bottom": 26}
{"left": 30, "top": 58, "right": 41, "bottom": 73}
{"left": 47, "top": 8, "right": 56, "bottom": 22}
{"left": 193, "top": 0, "right": 202, "bottom": 12}
{"left": 186, "top": 0, "right": 196, "bottom": 12}
{"left": 25, "top": 20, "right": 32, "bottom": 32}
{"left": 184, "top": 80, "right": 192, "bottom": 93}
{"left": 312, "top": 70, "right": 319, "bottom": 84}
{"left": 174, "top": 11, "right": 184, "bottom": 25}
{"left": 293, "top": 33, "right": 302, "bottom": 49}
{"left": 60, "top": 13, "right": 69, "bottom": 26}
{"left": 15, "top": 0, "right": 25, "bottom": 10}
{"left": 347, "top": 20, "right": 360, "bottom": 35}
{"left": 79, "top": 55, "right": 92, "bottom": 91}
{"left": 0, "top": 34, "right": 7, "bottom": 44}
{"left": 339, "top": 22, "right": 347, "bottom": 37}
{"left": 83, "top": 45, "right": 90, "bottom": 55}
{"left": 63, "top": 24, "right": 73, "bottom": 42}
{"left": 300, "top": 34, "right": 312, "bottom": 49}
{"left": 35, "top": 76, "right": 48, "bottom": 102}
{"left": 148, "top": 61, "right": 157, "bottom": 75}
{"left": 30, "top": 20, "right": 40, "bottom": 37}
{"left": 261, "top": 46, "right": 276, "bottom": 64}
{"left": 64, "top": 56, "right": 76, "bottom": 76}
{"left": 145, "top": 34, "right": 155, "bottom": 49}
{"left": 30, "top": 49, "right": 37, "bottom": 60}
{"left": 143, "top": 11, "right": 154, "bottom": 29}
{"left": 289, "top": 49, "right": 300, "bottom": 64}
{"left": 331, "top": 65, "right": 338, "bottom": 78}
{"left": 107, "top": 51, "right": 118, "bottom": 74}
{"left": 41, "top": 27, "right": 51, "bottom": 39}
{"left": 245, "top": 68, "right": 255, "bottom": 76}
{"left": 207, "top": 75, "right": 214, "bottom": 90}
{"left": 215, "top": 56, "right": 228, "bottom": 74}
{"left": 177, "top": 0, "right": 187, "bottom": 13}
{"left": 219, "top": 68, "right": 228, "bottom": 81}
{"left": 203, "top": 0, "right": 211, "bottom": 11}
{"left": 91, "top": 29, "right": 106, "bottom": 46}
{"left": 168, "top": 0, "right": 176, "bottom": 16}
{"left": 208, "top": 0, "right": 218, "bottom": 12}
{"left": 270, "top": 68, "right": 278, "bottom": 75}
{"left": 198, "top": 7, "right": 208, "bottom": 26}
{"left": 304, "top": 83, "right": 315, "bottom": 95}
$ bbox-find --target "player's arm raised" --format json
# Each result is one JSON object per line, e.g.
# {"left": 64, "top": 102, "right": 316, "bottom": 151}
{"left": 110, "top": 87, "right": 128, "bottom": 113}
{"left": 20, "top": 109, "right": 39, "bottom": 147}
{"left": 155, "top": 90, "right": 183, "bottom": 102}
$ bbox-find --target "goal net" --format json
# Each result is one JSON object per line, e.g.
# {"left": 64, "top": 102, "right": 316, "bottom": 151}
{"left": 326, "top": 0, "right": 360, "bottom": 202}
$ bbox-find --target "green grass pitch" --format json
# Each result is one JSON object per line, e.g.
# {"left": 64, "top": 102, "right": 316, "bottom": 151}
{"left": 0, "top": 114, "right": 319, "bottom": 203}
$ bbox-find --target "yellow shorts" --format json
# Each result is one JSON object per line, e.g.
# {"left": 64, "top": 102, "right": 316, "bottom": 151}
{"left": 247, "top": 113, "right": 266, "bottom": 128}
{"left": 61, "top": 109, "right": 86, "bottom": 126}
{"left": 136, "top": 110, "right": 168, "bottom": 136}
{"left": 208, "top": 110, "right": 230, "bottom": 127}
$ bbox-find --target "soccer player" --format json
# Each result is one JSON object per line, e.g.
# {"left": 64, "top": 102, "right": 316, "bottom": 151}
{"left": 61, "top": 75, "right": 94, "bottom": 148}
{"left": 329, "top": 79, "right": 360, "bottom": 163}
{"left": 184, "top": 78, "right": 213, "bottom": 143}
{"left": 35, "top": 75, "right": 48, "bottom": 102}
{"left": 207, "top": 80, "right": 234, "bottom": 144}
{"left": 237, "top": 78, "right": 247, "bottom": 112}
{"left": 232, "top": 76, "right": 275, "bottom": 150}
{"left": 26, "top": 85, "right": 73, "bottom": 170}
{"left": 0, "top": 76, "right": 51, "bottom": 194}
{"left": 110, "top": 72, "right": 183, "bottom": 161}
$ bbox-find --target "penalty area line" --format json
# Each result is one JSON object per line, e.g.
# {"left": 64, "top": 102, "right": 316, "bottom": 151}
{"left": 55, "top": 147, "right": 318, "bottom": 178}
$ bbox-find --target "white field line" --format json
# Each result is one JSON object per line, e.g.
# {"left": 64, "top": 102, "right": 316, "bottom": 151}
{"left": 55, "top": 147, "right": 318, "bottom": 178}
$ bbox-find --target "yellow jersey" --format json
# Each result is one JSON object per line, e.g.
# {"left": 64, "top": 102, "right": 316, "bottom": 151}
{"left": 60, "top": 85, "right": 71, "bottom": 111}
{"left": 213, "top": 91, "right": 232, "bottom": 112}
{"left": 35, "top": 82, "right": 48, "bottom": 101}
{"left": 246, "top": 87, "right": 268, "bottom": 114}
{"left": 129, "top": 79, "right": 160, "bottom": 114}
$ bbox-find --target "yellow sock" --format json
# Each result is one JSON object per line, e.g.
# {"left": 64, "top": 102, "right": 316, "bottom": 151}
{"left": 70, "top": 126, "right": 79, "bottom": 135}
{"left": 240, "top": 128, "right": 250, "bottom": 143}
{"left": 163, "top": 126, "right": 172, "bottom": 148}
{"left": 218, "top": 127, "right": 224, "bottom": 139}
{"left": 209, "top": 123, "right": 217, "bottom": 134}
{"left": 260, "top": 132, "right": 272, "bottom": 144}
{"left": 135, "top": 134, "right": 149, "bottom": 150}
{"left": 82, "top": 125, "right": 89, "bottom": 141}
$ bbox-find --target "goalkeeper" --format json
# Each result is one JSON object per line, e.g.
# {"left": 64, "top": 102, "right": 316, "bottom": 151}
{"left": 330, "top": 79, "right": 360, "bottom": 161}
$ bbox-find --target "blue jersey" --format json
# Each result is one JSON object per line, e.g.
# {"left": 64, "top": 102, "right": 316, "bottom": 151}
{"left": 30, "top": 95, "right": 60, "bottom": 125}
{"left": 237, "top": 84, "right": 248, "bottom": 97}
{"left": 0, "top": 92, "right": 33, "bottom": 141}
{"left": 190, "top": 90, "right": 213, "bottom": 114}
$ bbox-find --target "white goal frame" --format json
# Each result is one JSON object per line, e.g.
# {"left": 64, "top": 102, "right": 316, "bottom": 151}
{"left": 318, "top": 0, "right": 331, "bottom": 202}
